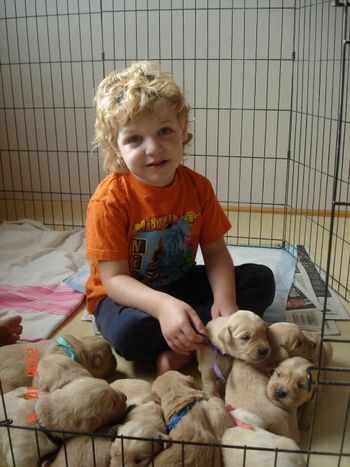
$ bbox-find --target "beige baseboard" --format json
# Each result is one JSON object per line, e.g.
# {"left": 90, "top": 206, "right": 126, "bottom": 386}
{"left": 1, "top": 198, "right": 349, "bottom": 219}
{"left": 224, "top": 205, "right": 350, "bottom": 218}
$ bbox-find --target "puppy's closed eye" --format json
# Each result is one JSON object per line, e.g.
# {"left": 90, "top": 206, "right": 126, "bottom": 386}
{"left": 239, "top": 334, "right": 250, "bottom": 341}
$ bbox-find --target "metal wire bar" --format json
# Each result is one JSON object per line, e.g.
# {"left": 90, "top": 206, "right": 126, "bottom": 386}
{"left": 0, "top": 1, "right": 349, "bottom": 464}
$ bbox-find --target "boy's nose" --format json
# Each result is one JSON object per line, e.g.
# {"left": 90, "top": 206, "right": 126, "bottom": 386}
{"left": 145, "top": 138, "right": 161, "bottom": 155}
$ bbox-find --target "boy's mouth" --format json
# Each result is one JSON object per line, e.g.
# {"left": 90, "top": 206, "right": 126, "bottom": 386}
{"left": 146, "top": 160, "right": 168, "bottom": 168}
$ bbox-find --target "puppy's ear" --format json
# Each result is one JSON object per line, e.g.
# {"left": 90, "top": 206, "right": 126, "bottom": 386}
{"left": 149, "top": 391, "right": 161, "bottom": 403}
{"left": 217, "top": 326, "right": 233, "bottom": 345}
{"left": 277, "top": 346, "right": 290, "bottom": 360}
{"left": 63, "top": 335, "right": 84, "bottom": 355}
{"left": 290, "top": 337, "right": 302, "bottom": 351}
{"left": 301, "top": 330, "right": 317, "bottom": 342}
{"left": 185, "top": 374, "right": 202, "bottom": 390}
{"left": 91, "top": 356, "right": 102, "bottom": 370}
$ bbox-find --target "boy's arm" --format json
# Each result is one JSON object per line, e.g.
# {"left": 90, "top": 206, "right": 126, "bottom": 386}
{"left": 201, "top": 237, "right": 239, "bottom": 318}
{"left": 98, "top": 259, "right": 206, "bottom": 354}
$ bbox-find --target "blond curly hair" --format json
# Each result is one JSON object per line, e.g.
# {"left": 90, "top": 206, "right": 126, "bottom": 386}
{"left": 93, "top": 61, "right": 192, "bottom": 173}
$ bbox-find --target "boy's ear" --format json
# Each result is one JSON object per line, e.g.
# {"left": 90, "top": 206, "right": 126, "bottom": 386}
{"left": 182, "top": 121, "right": 193, "bottom": 145}
{"left": 182, "top": 118, "right": 189, "bottom": 141}
{"left": 110, "top": 142, "right": 127, "bottom": 170}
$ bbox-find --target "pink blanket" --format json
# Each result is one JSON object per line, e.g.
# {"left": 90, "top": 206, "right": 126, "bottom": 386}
{"left": 0, "top": 284, "right": 84, "bottom": 316}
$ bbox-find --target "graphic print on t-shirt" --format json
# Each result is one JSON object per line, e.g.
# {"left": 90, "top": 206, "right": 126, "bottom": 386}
{"left": 129, "top": 211, "right": 199, "bottom": 287}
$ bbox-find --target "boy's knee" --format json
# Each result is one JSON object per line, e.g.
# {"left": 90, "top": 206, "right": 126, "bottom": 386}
{"left": 107, "top": 316, "right": 164, "bottom": 361}
{"left": 260, "top": 264, "right": 275, "bottom": 292}
{"left": 236, "top": 263, "right": 276, "bottom": 317}
{"left": 259, "top": 265, "right": 276, "bottom": 309}
{"left": 107, "top": 323, "right": 144, "bottom": 360}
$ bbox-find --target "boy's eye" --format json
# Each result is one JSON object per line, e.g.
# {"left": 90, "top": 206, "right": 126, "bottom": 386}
{"left": 159, "top": 127, "right": 172, "bottom": 135}
{"left": 128, "top": 135, "right": 141, "bottom": 144}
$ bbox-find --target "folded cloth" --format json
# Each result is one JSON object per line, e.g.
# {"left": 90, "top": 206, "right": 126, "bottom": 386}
{"left": 0, "top": 284, "right": 84, "bottom": 342}
{"left": 0, "top": 219, "right": 87, "bottom": 341}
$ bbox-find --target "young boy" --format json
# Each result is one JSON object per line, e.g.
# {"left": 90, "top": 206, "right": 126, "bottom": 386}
{"left": 86, "top": 61, "right": 275, "bottom": 374}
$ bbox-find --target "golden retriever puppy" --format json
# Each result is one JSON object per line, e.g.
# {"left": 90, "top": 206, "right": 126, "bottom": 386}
{"left": 34, "top": 354, "right": 92, "bottom": 392}
{"left": 0, "top": 334, "right": 117, "bottom": 392}
{"left": 225, "top": 357, "right": 314, "bottom": 443}
{"left": 50, "top": 399, "right": 165, "bottom": 467}
{"left": 265, "top": 322, "right": 317, "bottom": 368}
{"left": 36, "top": 376, "right": 127, "bottom": 433}
{"left": 109, "top": 399, "right": 167, "bottom": 467}
{"left": 296, "top": 331, "right": 332, "bottom": 429}
{"left": 196, "top": 310, "right": 271, "bottom": 396}
{"left": 48, "top": 379, "right": 146, "bottom": 467}
{"left": 267, "top": 357, "right": 315, "bottom": 411}
{"left": 267, "top": 356, "right": 317, "bottom": 431}
{"left": 49, "top": 427, "right": 114, "bottom": 467}
{"left": 300, "top": 330, "right": 333, "bottom": 366}
{"left": 110, "top": 378, "right": 152, "bottom": 405}
{"left": 0, "top": 377, "right": 127, "bottom": 467}
{"left": 0, "top": 387, "right": 55, "bottom": 467}
{"left": 151, "top": 370, "right": 233, "bottom": 466}
{"left": 109, "top": 378, "right": 166, "bottom": 466}
{"left": 221, "top": 408, "right": 306, "bottom": 466}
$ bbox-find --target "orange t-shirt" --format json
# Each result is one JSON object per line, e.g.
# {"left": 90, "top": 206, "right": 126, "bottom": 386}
{"left": 85, "top": 165, "right": 231, "bottom": 313}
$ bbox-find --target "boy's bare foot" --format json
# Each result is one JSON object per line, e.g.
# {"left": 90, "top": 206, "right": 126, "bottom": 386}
{"left": 0, "top": 315, "right": 23, "bottom": 346}
{"left": 156, "top": 350, "right": 195, "bottom": 375}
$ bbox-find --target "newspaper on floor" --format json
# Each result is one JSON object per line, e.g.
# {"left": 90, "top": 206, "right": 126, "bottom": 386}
{"left": 285, "top": 245, "right": 349, "bottom": 335}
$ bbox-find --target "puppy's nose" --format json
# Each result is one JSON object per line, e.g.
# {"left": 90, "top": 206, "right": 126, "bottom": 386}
{"left": 258, "top": 347, "right": 269, "bottom": 357}
{"left": 275, "top": 388, "right": 287, "bottom": 399}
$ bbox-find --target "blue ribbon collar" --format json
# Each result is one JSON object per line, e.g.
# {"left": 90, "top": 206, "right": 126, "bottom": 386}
{"left": 166, "top": 400, "right": 197, "bottom": 433}
{"left": 55, "top": 336, "right": 78, "bottom": 361}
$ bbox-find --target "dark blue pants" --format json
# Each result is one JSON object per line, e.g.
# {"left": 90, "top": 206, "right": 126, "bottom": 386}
{"left": 94, "top": 263, "right": 275, "bottom": 361}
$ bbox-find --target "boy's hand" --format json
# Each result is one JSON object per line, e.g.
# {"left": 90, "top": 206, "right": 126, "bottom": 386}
{"left": 211, "top": 303, "right": 239, "bottom": 319}
{"left": 157, "top": 299, "right": 206, "bottom": 355}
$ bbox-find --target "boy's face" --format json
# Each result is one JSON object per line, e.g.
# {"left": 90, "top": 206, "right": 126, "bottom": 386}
{"left": 116, "top": 107, "right": 188, "bottom": 188}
